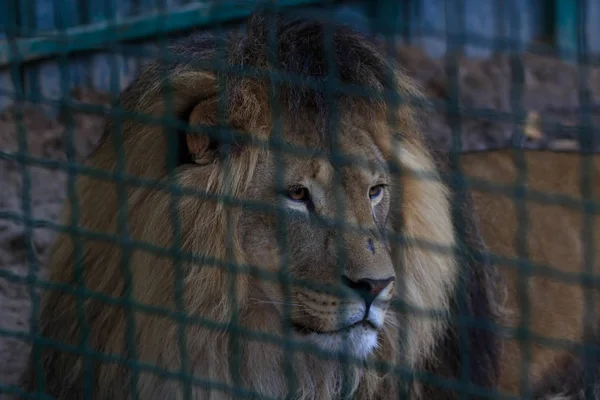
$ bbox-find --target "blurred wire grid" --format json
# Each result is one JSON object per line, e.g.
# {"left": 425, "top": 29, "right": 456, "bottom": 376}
{"left": 0, "top": 0, "right": 599, "bottom": 399}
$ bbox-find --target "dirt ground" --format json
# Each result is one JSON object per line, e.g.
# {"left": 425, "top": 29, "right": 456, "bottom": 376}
{"left": 1, "top": 45, "right": 600, "bottom": 392}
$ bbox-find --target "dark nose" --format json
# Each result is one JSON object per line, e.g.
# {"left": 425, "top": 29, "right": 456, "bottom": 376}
{"left": 342, "top": 276, "right": 395, "bottom": 304}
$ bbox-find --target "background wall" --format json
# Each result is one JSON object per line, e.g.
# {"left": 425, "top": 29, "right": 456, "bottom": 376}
{"left": 0, "top": 0, "right": 598, "bottom": 113}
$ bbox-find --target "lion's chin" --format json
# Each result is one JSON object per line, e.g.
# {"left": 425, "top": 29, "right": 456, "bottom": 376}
{"left": 295, "top": 322, "right": 379, "bottom": 360}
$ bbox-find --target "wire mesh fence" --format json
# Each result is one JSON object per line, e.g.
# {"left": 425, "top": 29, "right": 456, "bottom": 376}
{"left": 1, "top": 0, "right": 600, "bottom": 399}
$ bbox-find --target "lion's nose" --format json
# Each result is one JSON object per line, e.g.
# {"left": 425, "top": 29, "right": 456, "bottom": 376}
{"left": 342, "top": 276, "right": 395, "bottom": 304}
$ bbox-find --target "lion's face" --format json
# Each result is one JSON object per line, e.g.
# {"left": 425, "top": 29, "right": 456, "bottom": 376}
{"left": 238, "top": 118, "right": 396, "bottom": 359}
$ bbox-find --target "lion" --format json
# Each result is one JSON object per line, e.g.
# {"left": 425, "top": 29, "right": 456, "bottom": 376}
{"left": 18, "top": 10, "right": 598, "bottom": 400}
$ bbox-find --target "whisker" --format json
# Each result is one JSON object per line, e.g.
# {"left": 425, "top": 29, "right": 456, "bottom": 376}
{"left": 248, "top": 297, "right": 307, "bottom": 309}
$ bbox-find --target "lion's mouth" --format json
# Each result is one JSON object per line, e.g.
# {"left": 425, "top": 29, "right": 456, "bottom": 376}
{"left": 292, "top": 319, "right": 377, "bottom": 335}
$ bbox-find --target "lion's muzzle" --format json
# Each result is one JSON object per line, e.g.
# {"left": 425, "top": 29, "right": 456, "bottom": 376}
{"left": 291, "top": 276, "right": 395, "bottom": 359}
{"left": 292, "top": 275, "right": 395, "bottom": 335}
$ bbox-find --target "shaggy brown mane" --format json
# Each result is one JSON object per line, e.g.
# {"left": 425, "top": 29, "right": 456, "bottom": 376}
{"left": 21, "top": 10, "right": 504, "bottom": 400}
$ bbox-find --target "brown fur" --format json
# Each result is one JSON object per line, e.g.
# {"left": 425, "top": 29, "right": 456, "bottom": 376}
{"left": 459, "top": 149, "right": 600, "bottom": 398}
{"left": 21, "top": 12, "right": 507, "bottom": 400}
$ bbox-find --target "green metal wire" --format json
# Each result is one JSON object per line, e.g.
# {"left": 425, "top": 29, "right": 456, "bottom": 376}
{"left": 1, "top": 0, "right": 600, "bottom": 399}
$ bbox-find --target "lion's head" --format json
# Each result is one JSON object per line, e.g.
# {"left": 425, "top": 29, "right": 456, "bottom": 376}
{"left": 235, "top": 115, "right": 397, "bottom": 359}
{"left": 24, "top": 11, "right": 502, "bottom": 400}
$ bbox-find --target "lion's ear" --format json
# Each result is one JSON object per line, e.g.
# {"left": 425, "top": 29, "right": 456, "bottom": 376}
{"left": 186, "top": 98, "right": 219, "bottom": 166}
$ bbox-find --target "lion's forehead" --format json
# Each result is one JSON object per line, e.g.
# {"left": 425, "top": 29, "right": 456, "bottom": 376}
{"left": 278, "top": 124, "right": 388, "bottom": 185}
{"left": 283, "top": 157, "right": 383, "bottom": 193}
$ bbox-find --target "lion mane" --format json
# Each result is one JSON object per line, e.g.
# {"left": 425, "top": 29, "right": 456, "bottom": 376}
{"left": 21, "top": 11, "right": 506, "bottom": 400}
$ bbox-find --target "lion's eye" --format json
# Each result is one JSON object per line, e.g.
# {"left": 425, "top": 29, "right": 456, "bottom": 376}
{"left": 369, "top": 185, "right": 384, "bottom": 200}
{"left": 286, "top": 186, "right": 310, "bottom": 202}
